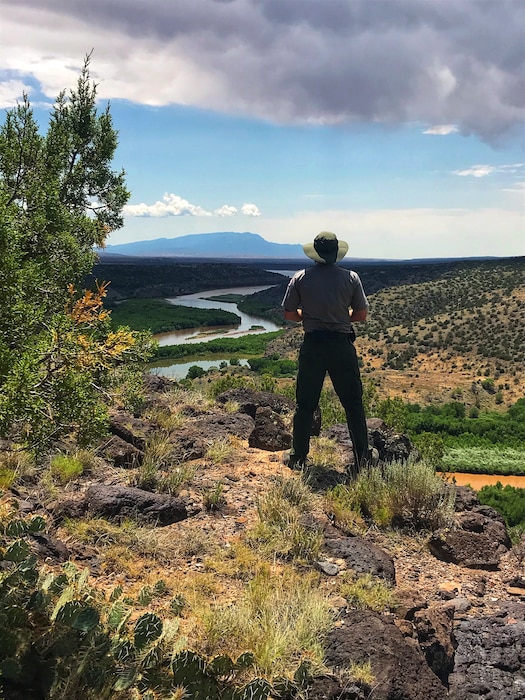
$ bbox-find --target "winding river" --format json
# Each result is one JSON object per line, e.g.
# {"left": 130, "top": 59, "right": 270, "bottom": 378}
{"left": 150, "top": 282, "right": 286, "bottom": 379}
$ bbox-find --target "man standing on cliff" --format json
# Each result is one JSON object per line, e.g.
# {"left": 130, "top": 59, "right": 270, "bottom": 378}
{"left": 282, "top": 231, "right": 370, "bottom": 476}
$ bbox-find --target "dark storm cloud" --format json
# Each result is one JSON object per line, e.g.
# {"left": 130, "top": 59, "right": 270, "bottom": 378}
{"left": 6, "top": 0, "right": 525, "bottom": 138}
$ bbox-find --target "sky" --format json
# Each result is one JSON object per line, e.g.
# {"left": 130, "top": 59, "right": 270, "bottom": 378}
{"left": 0, "top": 0, "right": 524, "bottom": 259}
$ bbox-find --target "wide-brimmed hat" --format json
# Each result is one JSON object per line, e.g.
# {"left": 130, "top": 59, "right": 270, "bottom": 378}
{"left": 303, "top": 231, "right": 349, "bottom": 264}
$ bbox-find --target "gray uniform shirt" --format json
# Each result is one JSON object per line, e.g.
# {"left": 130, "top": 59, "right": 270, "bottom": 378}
{"left": 281, "top": 264, "right": 368, "bottom": 333}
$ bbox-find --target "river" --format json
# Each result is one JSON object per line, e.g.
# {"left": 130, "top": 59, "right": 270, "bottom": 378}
{"left": 150, "top": 282, "right": 287, "bottom": 379}
{"left": 440, "top": 473, "right": 525, "bottom": 489}
{"left": 155, "top": 284, "right": 283, "bottom": 346}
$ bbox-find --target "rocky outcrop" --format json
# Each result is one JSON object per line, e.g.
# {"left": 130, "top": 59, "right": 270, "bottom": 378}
{"left": 448, "top": 602, "right": 525, "bottom": 700}
{"left": 55, "top": 485, "right": 198, "bottom": 526}
{"left": 429, "top": 487, "right": 510, "bottom": 569}
{"left": 174, "top": 412, "right": 256, "bottom": 459}
{"left": 324, "top": 609, "right": 448, "bottom": 700}
{"left": 248, "top": 406, "right": 291, "bottom": 451}
{"left": 324, "top": 418, "right": 415, "bottom": 463}
{"left": 323, "top": 524, "right": 396, "bottom": 584}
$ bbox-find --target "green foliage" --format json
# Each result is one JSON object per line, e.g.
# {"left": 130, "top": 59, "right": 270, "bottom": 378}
{"left": 110, "top": 298, "right": 240, "bottom": 333}
{"left": 442, "top": 446, "right": 525, "bottom": 474}
{"left": 187, "top": 364, "right": 207, "bottom": 379}
{"left": 0, "top": 508, "right": 297, "bottom": 698}
{"left": 412, "top": 432, "right": 445, "bottom": 469}
{"left": 477, "top": 483, "right": 525, "bottom": 528}
{"left": 375, "top": 396, "right": 409, "bottom": 432}
{"left": 50, "top": 454, "right": 84, "bottom": 484}
{"left": 248, "top": 357, "right": 297, "bottom": 377}
{"left": 330, "top": 459, "right": 455, "bottom": 530}
{"left": 0, "top": 56, "right": 152, "bottom": 450}
{"left": 153, "top": 331, "right": 283, "bottom": 361}
{"left": 339, "top": 573, "right": 396, "bottom": 612}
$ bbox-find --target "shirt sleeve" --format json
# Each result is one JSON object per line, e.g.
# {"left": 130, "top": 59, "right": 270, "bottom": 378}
{"left": 281, "top": 273, "right": 301, "bottom": 311}
{"left": 350, "top": 272, "right": 368, "bottom": 312}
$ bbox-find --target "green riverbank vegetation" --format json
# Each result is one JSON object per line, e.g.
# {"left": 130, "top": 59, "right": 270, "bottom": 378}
{"left": 110, "top": 298, "right": 241, "bottom": 333}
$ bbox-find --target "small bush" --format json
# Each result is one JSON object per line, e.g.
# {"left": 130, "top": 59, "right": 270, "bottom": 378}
{"left": 251, "top": 475, "right": 322, "bottom": 562}
{"left": 340, "top": 459, "right": 455, "bottom": 530}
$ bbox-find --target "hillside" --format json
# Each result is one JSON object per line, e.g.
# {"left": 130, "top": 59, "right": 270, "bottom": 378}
{"left": 87, "top": 261, "right": 286, "bottom": 300}
{"left": 262, "top": 257, "right": 525, "bottom": 409}
{"left": 2, "top": 378, "right": 525, "bottom": 699}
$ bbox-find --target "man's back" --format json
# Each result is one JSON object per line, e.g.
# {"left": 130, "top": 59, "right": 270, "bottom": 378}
{"left": 284, "top": 264, "right": 367, "bottom": 333}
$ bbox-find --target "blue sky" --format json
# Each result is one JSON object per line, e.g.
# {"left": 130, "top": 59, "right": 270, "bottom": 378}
{"left": 1, "top": 0, "right": 524, "bottom": 259}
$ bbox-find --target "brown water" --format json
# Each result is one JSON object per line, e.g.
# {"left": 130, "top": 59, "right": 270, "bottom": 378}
{"left": 440, "top": 473, "right": 525, "bottom": 490}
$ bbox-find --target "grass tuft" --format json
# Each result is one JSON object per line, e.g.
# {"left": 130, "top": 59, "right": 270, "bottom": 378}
{"left": 202, "top": 569, "right": 334, "bottom": 677}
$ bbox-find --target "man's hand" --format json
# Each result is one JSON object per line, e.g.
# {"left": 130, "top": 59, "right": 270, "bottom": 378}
{"left": 349, "top": 308, "right": 368, "bottom": 322}
{"left": 284, "top": 309, "right": 303, "bottom": 322}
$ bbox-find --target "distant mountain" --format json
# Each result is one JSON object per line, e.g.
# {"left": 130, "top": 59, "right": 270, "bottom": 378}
{"left": 101, "top": 232, "right": 305, "bottom": 259}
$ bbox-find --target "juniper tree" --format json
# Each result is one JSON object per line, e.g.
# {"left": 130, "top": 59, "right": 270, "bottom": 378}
{"left": 0, "top": 56, "right": 150, "bottom": 449}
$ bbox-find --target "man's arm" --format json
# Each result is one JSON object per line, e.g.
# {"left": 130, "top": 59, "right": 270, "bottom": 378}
{"left": 284, "top": 309, "right": 303, "bottom": 322}
{"left": 349, "top": 308, "right": 367, "bottom": 322}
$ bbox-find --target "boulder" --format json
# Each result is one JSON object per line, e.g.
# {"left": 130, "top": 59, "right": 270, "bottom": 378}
{"left": 215, "top": 388, "right": 295, "bottom": 417}
{"left": 448, "top": 602, "right": 525, "bottom": 700}
{"left": 248, "top": 406, "right": 292, "bottom": 451}
{"left": 323, "top": 525, "right": 396, "bottom": 584}
{"left": 57, "top": 485, "right": 197, "bottom": 526}
{"left": 324, "top": 609, "right": 447, "bottom": 700}
{"left": 101, "top": 435, "right": 143, "bottom": 468}
{"left": 428, "top": 528, "right": 508, "bottom": 570}
{"left": 413, "top": 603, "right": 456, "bottom": 684}
{"left": 174, "top": 412, "right": 255, "bottom": 459}
{"left": 109, "top": 410, "right": 150, "bottom": 451}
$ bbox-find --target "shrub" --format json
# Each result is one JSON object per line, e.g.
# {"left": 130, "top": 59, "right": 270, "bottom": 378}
{"left": 334, "top": 459, "right": 455, "bottom": 530}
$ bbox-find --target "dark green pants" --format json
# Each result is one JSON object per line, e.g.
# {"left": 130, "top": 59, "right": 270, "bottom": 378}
{"left": 291, "top": 332, "right": 369, "bottom": 467}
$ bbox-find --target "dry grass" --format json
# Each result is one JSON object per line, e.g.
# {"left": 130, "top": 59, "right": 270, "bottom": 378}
{"left": 200, "top": 568, "right": 335, "bottom": 677}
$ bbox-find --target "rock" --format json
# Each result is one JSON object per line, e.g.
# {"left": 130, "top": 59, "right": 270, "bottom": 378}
{"left": 324, "top": 419, "right": 415, "bottom": 463}
{"left": 216, "top": 387, "right": 321, "bottom": 436}
{"left": 306, "top": 674, "right": 366, "bottom": 699}
{"left": 215, "top": 388, "right": 295, "bottom": 417}
{"left": 323, "top": 526, "right": 396, "bottom": 584}
{"left": 396, "top": 589, "right": 428, "bottom": 620}
{"left": 453, "top": 486, "right": 481, "bottom": 512}
{"left": 174, "top": 412, "right": 255, "bottom": 459}
{"left": 428, "top": 528, "right": 508, "bottom": 569}
{"left": 458, "top": 509, "right": 511, "bottom": 549}
{"left": 324, "top": 609, "right": 447, "bottom": 699}
{"left": 413, "top": 603, "right": 455, "bottom": 684}
{"left": 448, "top": 603, "right": 525, "bottom": 700}
{"left": 59, "top": 485, "right": 197, "bottom": 526}
{"left": 317, "top": 560, "right": 340, "bottom": 576}
{"left": 248, "top": 406, "right": 291, "bottom": 451}
{"left": 142, "top": 373, "right": 173, "bottom": 394}
{"left": 101, "top": 435, "right": 143, "bottom": 468}
{"left": 109, "top": 410, "right": 150, "bottom": 450}
{"left": 29, "top": 532, "right": 70, "bottom": 562}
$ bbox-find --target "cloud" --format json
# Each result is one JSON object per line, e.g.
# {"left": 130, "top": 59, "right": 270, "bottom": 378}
{"left": 423, "top": 125, "right": 458, "bottom": 135}
{"left": 454, "top": 165, "right": 495, "bottom": 178}
{"left": 0, "top": 78, "right": 33, "bottom": 107}
{"left": 1, "top": 0, "right": 524, "bottom": 139}
{"left": 214, "top": 205, "right": 238, "bottom": 216}
{"left": 454, "top": 163, "right": 525, "bottom": 178}
{"left": 241, "top": 203, "right": 261, "bottom": 217}
{"left": 123, "top": 194, "right": 261, "bottom": 218}
{"left": 123, "top": 193, "right": 213, "bottom": 217}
